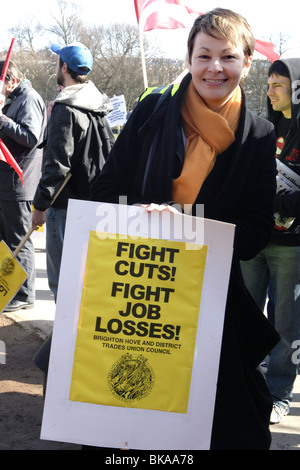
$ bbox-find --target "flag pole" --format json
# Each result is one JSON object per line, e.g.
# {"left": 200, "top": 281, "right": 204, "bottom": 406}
{"left": 0, "top": 38, "right": 24, "bottom": 185}
{"left": 0, "top": 38, "right": 15, "bottom": 93}
{"left": 138, "top": 30, "right": 148, "bottom": 89}
{"left": 13, "top": 173, "right": 72, "bottom": 257}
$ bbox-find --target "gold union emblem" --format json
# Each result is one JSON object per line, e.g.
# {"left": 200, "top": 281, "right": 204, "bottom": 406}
{"left": 0, "top": 257, "right": 15, "bottom": 277}
{"left": 108, "top": 353, "right": 155, "bottom": 403}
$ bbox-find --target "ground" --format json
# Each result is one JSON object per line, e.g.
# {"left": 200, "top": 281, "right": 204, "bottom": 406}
{"left": 0, "top": 313, "right": 80, "bottom": 450}
{"left": 1, "top": 311, "right": 300, "bottom": 452}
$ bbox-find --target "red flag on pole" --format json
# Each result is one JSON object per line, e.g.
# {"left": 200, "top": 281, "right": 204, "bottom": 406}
{"left": 134, "top": 0, "right": 280, "bottom": 62}
{"left": 0, "top": 140, "right": 23, "bottom": 185}
{"left": 134, "top": 0, "right": 201, "bottom": 31}
{"left": 0, "top": 38, "right": 15, "bottom": 92}
{"left": 254, "top": 39, "right": 281, "bottom": 63}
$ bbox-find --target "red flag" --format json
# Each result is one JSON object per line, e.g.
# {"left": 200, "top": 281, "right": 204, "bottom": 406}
{"left": 254, "top": 39, "right": 280, "bottom": 63}
{"left": 0, "top": 139, "right": 23, "bottom": 185}
{"left": 134, "top": 0, "right": 201, "bottom": 31}
{"left": 134, "top": 1, "right": 280, "bottom": 62}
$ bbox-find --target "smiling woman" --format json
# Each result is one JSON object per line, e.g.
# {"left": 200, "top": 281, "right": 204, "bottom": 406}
{"left": 187, "top": 32, "right": 252, "bottom": 112}
{"left": 91, "top": 8, "right": 280, "bottom": 449}
{"left": 186, "top": 9, "right": 253, "bottom": 112}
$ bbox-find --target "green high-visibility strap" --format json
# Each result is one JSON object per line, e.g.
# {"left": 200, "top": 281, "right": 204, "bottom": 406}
{"left": 139, "top": 84, "right": 180, "bottom": 102}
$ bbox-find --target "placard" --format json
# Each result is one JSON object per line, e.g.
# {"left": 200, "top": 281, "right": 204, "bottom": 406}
{"left": 107, "top": 95, "right": 127, "bottom": 127}
{"left": 0, "top": 241, "right": 28, "bottom": 313}
{"left": 41, "top": 200, "right": 235, "bottom": 450}
{"left": 69, "top": 232, "right": 207, "bottom": 414}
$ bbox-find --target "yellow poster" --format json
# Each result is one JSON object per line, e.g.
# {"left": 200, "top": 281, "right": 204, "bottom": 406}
{"left": 69, "top": 232, "right": 207, "bottom": 414}
{"left": 0, "top": 241, "right": 28, "bottom": 312}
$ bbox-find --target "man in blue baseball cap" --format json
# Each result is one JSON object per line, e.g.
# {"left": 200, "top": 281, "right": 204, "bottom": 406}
{"left": 51, "top": 42, "right": 93, "bottom": 75}
{"left": 31, "top": 42, "right": 115, "bottom": 376}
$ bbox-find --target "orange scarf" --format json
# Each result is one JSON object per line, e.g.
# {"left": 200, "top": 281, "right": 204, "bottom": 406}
{"left": 172, "top": 82, "right": 242, "bottom": 212}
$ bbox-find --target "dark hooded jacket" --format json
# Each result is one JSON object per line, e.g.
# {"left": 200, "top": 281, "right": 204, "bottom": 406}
{"left": 33, "top": 81, "right": 115, "bottom": 211}
{"left": 0, "top": 79, "right": 46, "bottom": 201}
{"left": 269, "top": 58, "right": 300, "bottom": 245}
{"left": 91, "top": 74, "right": 280, "bottom": 450}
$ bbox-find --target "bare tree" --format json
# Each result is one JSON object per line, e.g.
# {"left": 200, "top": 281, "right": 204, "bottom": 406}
{"left": 8, "top": 18, "right": 43, "bottom": 53}
{"left": 45, "top": 0, "right": 86, "bottom": 45}
{"left": 2, "top": 0, "right": 293, "bottom": 116}
{"left": 83, "top": 23, "right": 175, "bottom": 109}
{"left": 0, "top": 2, "right": 187, "bottom": 112}
{"left": 269, "top": 31, "right": 291, "bottom": 57}
{"left": 244, "top": 60, "right": 270, "bottom": 117}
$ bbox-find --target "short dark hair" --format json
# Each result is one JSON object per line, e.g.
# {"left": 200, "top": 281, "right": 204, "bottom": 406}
{"left": 59, "top": 57, "right": 89, "bottom": 83}
{"left": 187, "top": 8, "right": 255, "bottom": 65}
{"left": 0, "top": 60, "right": 24, "bottom": 83}
{"left": 268, "top": 60, "right": 290, "bottom": 79}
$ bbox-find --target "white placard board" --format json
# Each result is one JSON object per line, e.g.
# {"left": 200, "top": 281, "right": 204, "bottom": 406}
{"left": 41, "top": 199, "right": 235, "bottom": 450}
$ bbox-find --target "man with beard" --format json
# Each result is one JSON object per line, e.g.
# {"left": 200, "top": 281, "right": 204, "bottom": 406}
{"left": 32, "top": 42, "right": 115, "bottom": 380}
{"left": 32, "top": 42, "right": 114, "bottom": 300}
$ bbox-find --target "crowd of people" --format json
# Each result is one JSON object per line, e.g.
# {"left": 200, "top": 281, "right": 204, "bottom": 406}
{"left": 0, "top": 7, "right": 299, "bottom": 450}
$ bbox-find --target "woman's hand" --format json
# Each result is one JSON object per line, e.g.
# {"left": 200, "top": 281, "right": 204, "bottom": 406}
{"left": 141, "top": 203, "right": 181, "bottom": 214}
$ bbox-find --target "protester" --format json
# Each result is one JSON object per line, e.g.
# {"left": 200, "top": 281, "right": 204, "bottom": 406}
{"left": 32, "top": 42, "right": 115, "bottom": 299}
{"left": 91, "top": 9, "right": 280, "bottom": 450}
{"left": 32, "top": 42, "right": 114, "bottom": 378}
{"left": 241, "top": 58, "right": 300, "bottom": 424}
{"left": 0, "top": 60, "right": 46, "bottom": 312}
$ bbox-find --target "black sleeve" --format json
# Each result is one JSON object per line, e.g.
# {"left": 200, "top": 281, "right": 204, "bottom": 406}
{"left": 33, "top": 105, "right": 75, "bottom": 210}
{"left": 275, "top": 190, "right": 300, "bottom": 218}
{"left": 232, "top": 127, "right": 277, "bottom": 260}
{"left": 91, "top": 96, "right": 159, "bottom": 205}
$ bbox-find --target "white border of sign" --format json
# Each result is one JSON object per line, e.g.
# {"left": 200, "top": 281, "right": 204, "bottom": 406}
{"left": 41, "top": 199, "right": 235, "bottom": 450}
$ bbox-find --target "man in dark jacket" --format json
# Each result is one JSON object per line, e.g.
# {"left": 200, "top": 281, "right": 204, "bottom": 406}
{"left": 0, "top": 61, "right": 46, "bottom": 312}
{"left": 241, "top": 58, "right": 300, "bottom": 424}
{"left": 32, "top": 42, "right": 115, "bottom": 379}
{"left": 32, "top": 42, "right": 114, "bottom": 300}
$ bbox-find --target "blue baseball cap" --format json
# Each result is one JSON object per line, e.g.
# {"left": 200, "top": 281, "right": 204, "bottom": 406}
{"left": 51, "top": 42, "right": 93, "bottom": 75}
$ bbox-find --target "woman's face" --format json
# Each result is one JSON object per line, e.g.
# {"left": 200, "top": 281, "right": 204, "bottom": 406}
{"left": 188, "top": 31, "right": 252, "bottom": 111}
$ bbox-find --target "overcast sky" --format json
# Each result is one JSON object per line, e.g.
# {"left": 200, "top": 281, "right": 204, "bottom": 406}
{"left": 2, "top": 0, "right": 299, "bottom": 59}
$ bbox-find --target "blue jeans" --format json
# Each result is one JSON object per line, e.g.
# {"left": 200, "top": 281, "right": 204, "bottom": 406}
{"left": 0, "top": 200, "right": 35, "bottom": 303}
{"left": 241, "top": 244, "right": 300, "bottom": 407}
{"left": 34, "top": 207, "right": 67, "bottom": 374}
{"left": 46, "top": 207, "right": 67, "bottom": 300}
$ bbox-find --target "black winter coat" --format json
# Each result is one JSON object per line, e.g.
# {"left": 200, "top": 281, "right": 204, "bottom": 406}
{"left": 0, "top": 80, "right": 46, "bottom": 201}
{"left": 91, "top": 74, "right": 280, "bottom": 450}
{"left": 33, "top": 81, "right": 115, "bottom": 211}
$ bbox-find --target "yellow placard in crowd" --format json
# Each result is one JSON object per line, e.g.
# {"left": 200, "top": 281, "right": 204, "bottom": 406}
{"left": 0, "top": 241, "right": 28, "bottom": 312}
{"left": 69, "top": 231, "right": 207, "bottom": 414}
